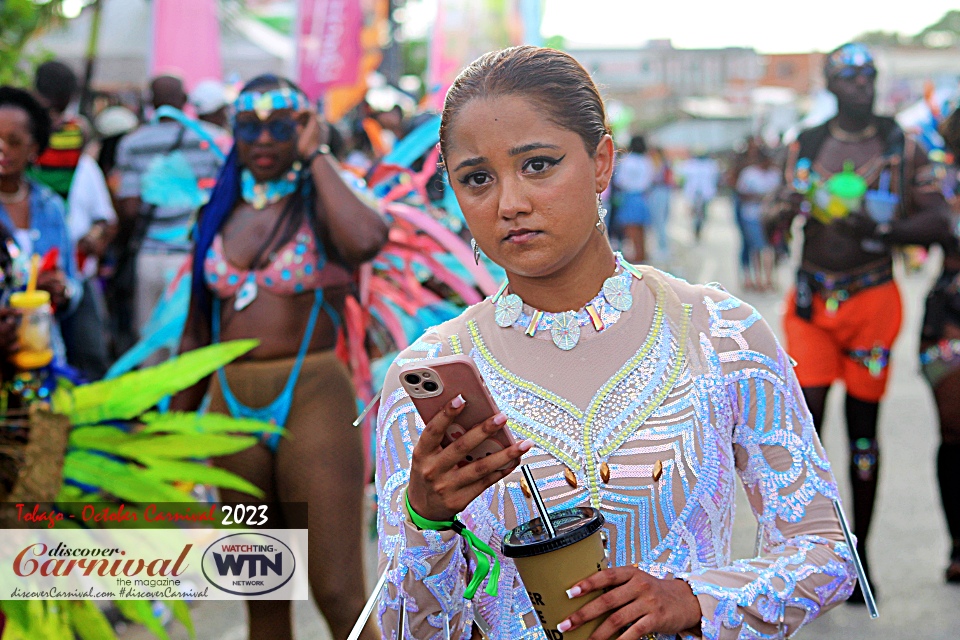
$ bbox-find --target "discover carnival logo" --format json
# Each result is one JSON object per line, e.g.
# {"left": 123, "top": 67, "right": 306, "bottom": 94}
{"left": 201, "top": 533, "right": 296, "bottom": 596}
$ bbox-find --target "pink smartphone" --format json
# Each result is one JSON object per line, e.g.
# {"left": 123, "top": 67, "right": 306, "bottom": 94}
{"left": 399, "top": 355, "right": 516, "bottom": 466}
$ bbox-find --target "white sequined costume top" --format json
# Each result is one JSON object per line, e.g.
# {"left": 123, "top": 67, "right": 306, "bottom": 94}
{"left": 375, "top": 267, "right": 856, "bottom": 639}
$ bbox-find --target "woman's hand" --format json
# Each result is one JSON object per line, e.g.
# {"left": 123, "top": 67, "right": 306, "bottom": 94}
{"left": 406, "top": 396, "right": 534, "bottom": 522}
{"left": 36, "top": 269, "right": 69, "bottom": 309}
{"left": 297, "top": 108, "right": 330, "bottom": 162}
{"left": 557, "top": 566, "right": 702, "bottom": 640}
{"left": 78, "top": 222, "right": 113, "bottom": 258}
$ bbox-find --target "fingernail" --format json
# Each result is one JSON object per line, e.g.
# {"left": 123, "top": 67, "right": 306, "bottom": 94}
{"left": 492, "top": 413, "right": 507, "bottom": 425}
{"left": 518, "top": 439, "right": 535, "bottom": 452}
{"left": 565, "top": 586, "right": 581, "bottom": 599}
{"left": 451, "top": 394, "right": 465, "bottom": 408}
{"left": 557, "top": 620, "right": 572, "bottom": 633}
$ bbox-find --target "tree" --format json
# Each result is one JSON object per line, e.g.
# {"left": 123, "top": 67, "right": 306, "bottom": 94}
{"left": 0, "top": 0, "right": 66, "bottom": 85}
{"left": 852, "top": 10, "right": 960, "bottom": 49}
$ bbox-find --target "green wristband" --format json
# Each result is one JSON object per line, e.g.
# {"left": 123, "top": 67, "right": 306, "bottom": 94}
{"left": 404, "top": 491, "right": 501, "bottom": 599}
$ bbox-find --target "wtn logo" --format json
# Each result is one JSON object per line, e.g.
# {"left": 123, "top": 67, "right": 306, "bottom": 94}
{"left": 213, "top": 552, "right": 283, "bottom": 578}
{"left": 202, "top": 534, "right": 297, "bottom": 596}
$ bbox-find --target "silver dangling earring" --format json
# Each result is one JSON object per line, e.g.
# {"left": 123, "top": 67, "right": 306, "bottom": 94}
{"left": 596, "top": 195, "right": 607, "bottom": 234}
{"left": 471, "top": 238, "right": 481, "bottom": 265}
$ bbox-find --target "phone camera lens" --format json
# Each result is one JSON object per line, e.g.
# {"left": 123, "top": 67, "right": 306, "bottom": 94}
{"left": 404, "top": 373, "right": 421, "bottom": 385}
{"left": 422, "top": 380, "right": 439, "bottom": 392}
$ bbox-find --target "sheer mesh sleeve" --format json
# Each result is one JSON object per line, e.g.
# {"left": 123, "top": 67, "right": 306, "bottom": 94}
{"left": 375, "top": 332, "right": 475, "bottom": 640}
{"left": 677, "top": 288, "right": 857, "bottom": 639}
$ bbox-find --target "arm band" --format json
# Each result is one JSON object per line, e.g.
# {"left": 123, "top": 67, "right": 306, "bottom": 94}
{"left": 404, "top": 491, "right": 501, "bottom": 599}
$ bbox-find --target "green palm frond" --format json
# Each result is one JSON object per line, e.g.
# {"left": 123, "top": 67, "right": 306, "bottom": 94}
{"left": 167, "top": 600, "right": 196, "bottom": 639}
{"left": 138, "top": 411, "right": 283, "bottom": 436}
{"left": 68, "top": 428, "right": 260, "bottom": 460}
{"left": 62, "top": 451, "right": 197, "bottom": 503}
{"left": 114, "top": 601, "right": 170, "bottom": 640}
{"left": 67, "top": 600, "right": 116, "bottom": 640}
{"left": 2, "top": 342, "right": 277, "bottom": 640}
{"left": 0, "top": 600, "right": 73, "bottom": 639}
{"left": 138, "top": 458, "right": 263, "bottom": 496}
{"left": 53, "top": 341, "right": 259, "bottom": 425}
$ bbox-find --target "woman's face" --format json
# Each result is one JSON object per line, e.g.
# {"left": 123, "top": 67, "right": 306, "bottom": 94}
{"left": 444, "top": 95, "right": 614, "bottom": 279}
{"left": 0, "top": 107, "right": 38, "bottom": 180}
{"left": 234, "top": 107, "right": 307, "bottom": 182}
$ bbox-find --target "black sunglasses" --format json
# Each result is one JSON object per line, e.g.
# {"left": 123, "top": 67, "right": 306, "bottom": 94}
{"left": 834, "top": 65, "right": 877, "bottom": 81}
{"left": 234, "top": 117, "right": 298, "bottom": 144}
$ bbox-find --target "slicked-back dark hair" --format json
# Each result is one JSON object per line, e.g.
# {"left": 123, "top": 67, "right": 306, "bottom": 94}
{"left": 0, "top": 86, "right": 53, "bottom": 153}
{"left": 439, "top": 46, "right": 610, "bottom": 160}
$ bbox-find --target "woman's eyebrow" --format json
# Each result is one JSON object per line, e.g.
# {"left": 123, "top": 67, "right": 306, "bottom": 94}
{"left": 454, "top": 156, "right": 486, "bottom": 171}
{"left": 454, "top": 143, "right": 562, "bottom": 172}
{"left": 509, "top": 142, "right": 560, "bottom": 156}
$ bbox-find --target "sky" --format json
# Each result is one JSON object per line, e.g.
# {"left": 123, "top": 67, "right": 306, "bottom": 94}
{"left": 541, "top": 0, "right": 957, "bottom": 52}
{"left": 403, "top": 0, "right": 959, "bottom": 54}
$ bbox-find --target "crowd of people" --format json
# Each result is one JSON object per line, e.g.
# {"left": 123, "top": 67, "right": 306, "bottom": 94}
{"left": 2, "top": 38, "right": 960, "bottom": 640}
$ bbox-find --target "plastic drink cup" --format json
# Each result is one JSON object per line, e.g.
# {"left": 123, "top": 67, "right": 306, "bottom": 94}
{"left": 502, "top": 507, "right": 608, "bottom": 640}
{"left": 8, "top": 290, "right": 53, "bottom": 370}
{"left": 864, "top": 190, "right": 898, "bottom": 224}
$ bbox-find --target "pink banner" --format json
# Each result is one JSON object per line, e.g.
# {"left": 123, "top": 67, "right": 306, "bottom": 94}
{"left": 295, "top": 0, "right": 364, "bottom": 99}
{"left": 150, "top": 0, "right": 222, "bottom": 90}
{"left": 425, "top": 0, "right": 532, "bottom": 110}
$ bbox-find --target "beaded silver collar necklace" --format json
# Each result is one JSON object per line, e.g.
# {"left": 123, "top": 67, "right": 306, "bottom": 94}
{"left": 491, "top": 253, "right": 644, "bottom": 351}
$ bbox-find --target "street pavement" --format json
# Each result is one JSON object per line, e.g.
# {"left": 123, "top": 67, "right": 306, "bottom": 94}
{"left": 122, "top": 194, "right": 960, "bottom": 639}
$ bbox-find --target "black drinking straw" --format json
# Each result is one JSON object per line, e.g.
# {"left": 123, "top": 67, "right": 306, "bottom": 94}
{"left": 521, "top": 464, "right": 556, "bottom": 538}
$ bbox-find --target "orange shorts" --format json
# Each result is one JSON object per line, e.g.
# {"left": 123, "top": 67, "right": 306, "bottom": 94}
{"left": 783, "top": 280, "right": 903, "bottom": 402}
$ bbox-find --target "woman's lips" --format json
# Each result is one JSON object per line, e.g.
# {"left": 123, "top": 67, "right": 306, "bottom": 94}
{"left": 503, "top": 229, "right": 541, "bottom": 244}
{"left": 252, "top": 154, "right": 278, "bottom": 168}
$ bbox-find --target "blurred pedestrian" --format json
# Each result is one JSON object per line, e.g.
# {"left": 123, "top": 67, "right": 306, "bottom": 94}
{"left": 647, "top": 145, "right": 673, "bottom": 259}
{"left": 764, "top": 42, "right": 953, "bottom": 602}
{"left": 32, "top": 60, "right": 116, "bottom": 380}
{"left": 110, "top": 74, "right": 226, "bottom": 356}
{"left": 680, "top": 150, "right": 719, "bottom": 241}
{"left": 0, "top": 87, "right": 81, "bottom": 366}
{"left": 189, "top": 78, "right": 230, "bottom": 130}
{"left": 736, "top": 150, "right": 779, "bottom": 291}
{"left": 728, "top": 137, "right": 763, "bottom": 277}
{"left": 94, "top": 105, "right": 139, "bottom": 181}
{"left": 173, "top": 74, "right": 387, "bottom": 640}
{"left": 919, "top": 103, "right": 960, "bottom": 583}
{"left": 612, "top": 134, "right": 652, "bottom": 261}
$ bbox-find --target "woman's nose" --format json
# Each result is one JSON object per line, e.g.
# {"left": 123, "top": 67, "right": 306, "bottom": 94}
{"left": 498, "top": 178, "right": 531, "bottom": 219}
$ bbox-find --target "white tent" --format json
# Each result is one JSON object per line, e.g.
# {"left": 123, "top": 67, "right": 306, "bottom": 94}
{"left": 27, "top": 0, "right": 290, "bottom": 89}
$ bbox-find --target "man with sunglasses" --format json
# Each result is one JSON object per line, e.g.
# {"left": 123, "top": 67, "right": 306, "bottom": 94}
{"left": 112, "top": 75, "right": 228, "bottom": 354}
{"left": 765, "top": 42, "right": 953, "bottom": 604}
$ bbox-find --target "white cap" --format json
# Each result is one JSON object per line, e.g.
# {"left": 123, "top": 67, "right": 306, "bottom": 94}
{"left": 189, "top": 79, "right": 228, "bottom": 116}
{"left": 95, "top": 106, "right": 139, "bottom": 138}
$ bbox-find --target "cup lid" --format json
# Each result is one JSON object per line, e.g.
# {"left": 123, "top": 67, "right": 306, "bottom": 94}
{"left": 9, "top": 290, "right": 50, "bottom": 309}
{"left": 501, "top": 507, "right": 604, "bottom": 558}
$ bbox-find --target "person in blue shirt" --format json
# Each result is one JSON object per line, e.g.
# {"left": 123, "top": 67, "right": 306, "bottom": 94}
{"left": 0, "top": 86, "right": 81, "bottom": 365}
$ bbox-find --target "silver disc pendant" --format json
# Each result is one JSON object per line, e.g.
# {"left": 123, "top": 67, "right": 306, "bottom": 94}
{"left": 234, "top": 276, "right": 258, "bottom": 311}
{"left": 495, "top": 293, "right": 523, "bottom": 327}
{"left": 602, "top": 274, "right": 633, "bottom": 312}
{"left": 551, "top": 311, "right": 581, "bottom": 351}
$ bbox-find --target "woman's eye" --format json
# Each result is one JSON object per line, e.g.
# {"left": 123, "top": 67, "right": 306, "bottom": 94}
{"left": 462, "top": 172, "right": 491, "bottom": 187}
{"left": 523, "top": 156, "right": 563, "bottom": 174}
